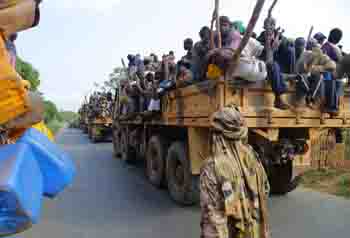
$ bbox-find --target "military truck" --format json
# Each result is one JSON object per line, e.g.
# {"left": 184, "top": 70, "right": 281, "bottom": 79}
{"left": 78, "top": 104, "right": 89, "bottom": 134}
{"left": 112, "top": 0, "right": 348, "bottom": 205}
{"left": 87, "top": 94, "right": 114, "bottom": 143}
{"left": 112, "top": 76, "right": 350, "bottom": 205}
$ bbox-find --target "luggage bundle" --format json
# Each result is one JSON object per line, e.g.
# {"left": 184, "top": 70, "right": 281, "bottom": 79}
{"left": 0, "top": 128, "right": 76, "bottom": 237}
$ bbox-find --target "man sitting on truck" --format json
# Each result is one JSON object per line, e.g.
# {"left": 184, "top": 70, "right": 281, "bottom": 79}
{"left": 258, "top": 18, "right": 291, "bottom": 110}
{"left": 192, "top": 26, "right": 211, "bottom": 81}
{"left": 215, "top": 16, "right": 241, "bottom": 50}
{"left": 295, "top": 41, "right": 336, "bottom": 109}
{"left": 181, "top": 38, "right": 194, "bottom": 65}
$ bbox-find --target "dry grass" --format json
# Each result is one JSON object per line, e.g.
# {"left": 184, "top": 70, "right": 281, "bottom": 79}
{"left": 301, "top": 169, "right": 350, "bottom": 199}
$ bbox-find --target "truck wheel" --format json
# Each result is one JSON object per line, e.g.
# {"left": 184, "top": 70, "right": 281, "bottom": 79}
{"left": 120, "top": 129, "right": 136, "bottom": 164}
{"left": 166, "top": 142, "right": 199, "bottom": 206}
{"left": 269, "top": 160, "right": 295, "bottom": 195}
{"left": 88, "top": 126, "right": 92, "bottom": 139}
{"left": 146, "top": 135, "right": 166, "bottom": 187}
{"left": 91, "top": 125, "right": 98, "bottom": 143}
{"left": 112, "top": 126, "right": 121, "bottom": 158}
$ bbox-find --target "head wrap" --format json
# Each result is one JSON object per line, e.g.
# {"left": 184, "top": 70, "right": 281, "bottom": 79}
{"left": 314, "top": 32, "right": 326, "bottom": 43}
{"left": 295, "top": 37, "right": 306, "bottom": 48}
{"left": 211, "top": 106, "right": 248, "bottom": 140}
{"left": 219, "top": 16, "right": 231, "bottom": 25}
{"left": 232, "top": 21, "right": 246, "bottom": 34}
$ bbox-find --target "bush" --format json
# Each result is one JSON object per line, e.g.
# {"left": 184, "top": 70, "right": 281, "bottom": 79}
{"left": 47, "top": 119, "right": 64, "bottom": 135}
{"left": 336, "top": 175, "right": 350, "bottom": 198}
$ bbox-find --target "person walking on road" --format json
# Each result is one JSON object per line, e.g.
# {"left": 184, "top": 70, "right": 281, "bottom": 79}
{"left": 200, "top": 106, "right": 270, "bottom": 238}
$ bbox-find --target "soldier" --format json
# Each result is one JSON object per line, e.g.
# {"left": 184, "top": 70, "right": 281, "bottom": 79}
{"left": 192, "top": 26, "right": 211, "bottom": 81}
{"left": 257, "top": 18, "right": 290, "bottom": 110}
{"left": 200, "top": 106, "right": 270, "bottom": 238}
{"left": 181, "top": 38, "right": 194, "bottom": 65}
{"left": 215, "top": 16, "right": 241, "bottom": 50}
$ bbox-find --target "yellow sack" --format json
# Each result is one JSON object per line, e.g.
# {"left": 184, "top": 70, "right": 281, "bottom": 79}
{"left": 0, "top": 0, "right": 37, "bottom": 37}
{"left": 5, "top": 91, "right": 44, "bottom": 129}
{"left": 207, "top": 64, "right": 223, "bottom": 80}
{"left": 0, "top": 34, "right": 31, "bottom": 125}
{"left": 32, "top": 121, "right": 55, "bottom": 142}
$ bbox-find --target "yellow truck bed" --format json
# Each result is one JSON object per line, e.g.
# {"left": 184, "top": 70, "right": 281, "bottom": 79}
{"left": 160, "top": 79, "right": 350, "bottom": 129}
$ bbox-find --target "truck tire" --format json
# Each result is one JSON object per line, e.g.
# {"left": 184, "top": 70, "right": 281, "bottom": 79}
{"left": 269, "top": 160, "right": 295, "bottom": 195}
{"left": 166, "top": 142, "right": 199, "bottom": 206}
{"left": 88, "top": 126, "right": 92, "bottom": 140}
{"left": 91, "top": 125, "right": 98, "bottom": 143}
{"left": 120, "top": 129, "right": 136, "bottom": 164}
{"left": 112, "top": 126, "right": 121, "bottom": 158}
{"left": 146, "top": 135, "right": 166, "bottom": 187}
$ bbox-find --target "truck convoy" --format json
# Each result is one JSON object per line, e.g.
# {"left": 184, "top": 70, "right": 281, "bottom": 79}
{"left": 79, "top": 92, "right": 114, "bottom": 143}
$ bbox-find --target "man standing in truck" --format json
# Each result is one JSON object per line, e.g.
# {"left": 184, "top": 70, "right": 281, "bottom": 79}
{"left": 200, "top": 106, "right": 270, "bottom": 238}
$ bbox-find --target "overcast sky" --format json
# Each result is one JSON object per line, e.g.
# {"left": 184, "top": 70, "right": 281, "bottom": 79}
{"left": 16, "top": 0, "right": 349, "bottom": 111}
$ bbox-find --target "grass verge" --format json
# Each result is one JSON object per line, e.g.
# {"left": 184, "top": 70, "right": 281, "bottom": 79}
{"left": 47, "top": 119, "right": 65, "bottom": 135}
{"left": 301, "top": 169, "right": 350, "bottom": 199}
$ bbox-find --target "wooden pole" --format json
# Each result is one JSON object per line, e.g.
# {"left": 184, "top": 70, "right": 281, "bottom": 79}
{"left": 268, "top": 0, "right": 278, "bottom": 18}
{"left": 227, "top": 0, "right": 266, "bottom": 76}
{"left": 210, "top": 15, "right": 216, "bottom": 49}
{"left": 264, "top": 0, "right": 279, "bottom": 66}
{"left": 210, "top": 0, "right": 221, "bottom": 49}
{"left": 215, "top": 0, "right": 222, "bottom": 49}
{"left": 306, "top": 26, "right": 314, "bottom": 49}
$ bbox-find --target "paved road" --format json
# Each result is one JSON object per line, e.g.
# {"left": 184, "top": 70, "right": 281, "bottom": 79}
{"left": 22, "top": 129, "right": 350, "bottom": 238}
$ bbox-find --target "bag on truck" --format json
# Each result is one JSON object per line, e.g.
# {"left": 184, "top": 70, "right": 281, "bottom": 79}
{"left": 5, "top": 91, "right": 44, "bottom": 130}
{"left": 0, "top": 34, "right": 34, "bottom": 127}
{"left": 18, "top": 128, "right": 76, "bottom": 198}
{"left": 0, "top": 143, "right": 43, "bottom": 237}
{"left": 232, "top": 57, "right": 267, "bottom": 82}
{"left": 0, "top": 0, "right": 39, "bottom": 37}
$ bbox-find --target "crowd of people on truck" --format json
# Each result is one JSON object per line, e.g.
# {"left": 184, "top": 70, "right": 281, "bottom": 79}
{"left": 119, "top": 15, "right": 349, "bottom": 120}
{"left": 87, "top": 91, "right": 114, "bottom": 119}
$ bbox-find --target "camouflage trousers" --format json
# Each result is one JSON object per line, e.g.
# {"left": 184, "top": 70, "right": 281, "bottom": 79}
{"left": 200, "top": 159, "right": 269, "bottom": 238}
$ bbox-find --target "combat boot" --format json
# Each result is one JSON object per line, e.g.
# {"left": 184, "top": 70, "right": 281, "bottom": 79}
{"left": 274, "top": 94, "right": 290, "bottom": 110}
{"left": 294, "top": 95, "right": 306, "bottom": 108}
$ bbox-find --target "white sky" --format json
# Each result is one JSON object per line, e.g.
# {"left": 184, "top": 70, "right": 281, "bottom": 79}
{"left": 16, "top": 0, "right": 350, "bottom": 111}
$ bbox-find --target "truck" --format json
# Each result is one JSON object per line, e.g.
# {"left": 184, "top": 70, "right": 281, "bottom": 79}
{"left": 78, "top": 104, "right": 89, "bottom": 134}
{"left": 112, "top": 77, "right": 349, "bottom": 205}
{"left": 87, "top": 95, "right": 113, "bottom": 143}
{"left": 111, "top": 0, "right": 348, "bottom": 205}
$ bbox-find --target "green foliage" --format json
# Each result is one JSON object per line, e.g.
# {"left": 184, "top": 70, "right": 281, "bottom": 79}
{"left": 108, "top": 67, "right": 127, "bottom": 90}
{"left": 302, "top": 169, "right": 350, "bottom": 199}
{"left": 47, "top": 119, "right": 64, "bottom": 135}
{"left": 16, "top": 56, "right": 66, "bottom": 134}
{"left": 16, "top": 57, "right": 41, "bottom": 91}
{"left": 60, "top": 111, "right": 78, "bottom": 122}
{"left": 44, "top": 100, "right": 62, "bottom": 123}
{"left": 336, "top": 175, "right": 350, "bottom": 198}
{"left": 344, "top": 129, "right": 350, "bottom": 160}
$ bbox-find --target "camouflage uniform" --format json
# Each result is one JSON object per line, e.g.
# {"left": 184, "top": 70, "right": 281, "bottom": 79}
{"left": 200, "top": 106, "right": 270, "bottom": 238}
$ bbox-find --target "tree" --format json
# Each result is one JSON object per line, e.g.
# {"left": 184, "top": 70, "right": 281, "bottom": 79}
{"left": 60, "top": 111, "right": 78, "bottom": 122}
{"left": 16, "top": 57, "right": 41, "bottom": 91}
{"left": 107, "top": 67, "right": 127, "bottom": 91}
{"left": 43, "top": 100, "right": 62, "bottom": 123}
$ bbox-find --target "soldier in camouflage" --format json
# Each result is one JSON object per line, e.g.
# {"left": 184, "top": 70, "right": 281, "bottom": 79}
{"left": 200, "top": 106, "right": 270, "bottom": 238}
